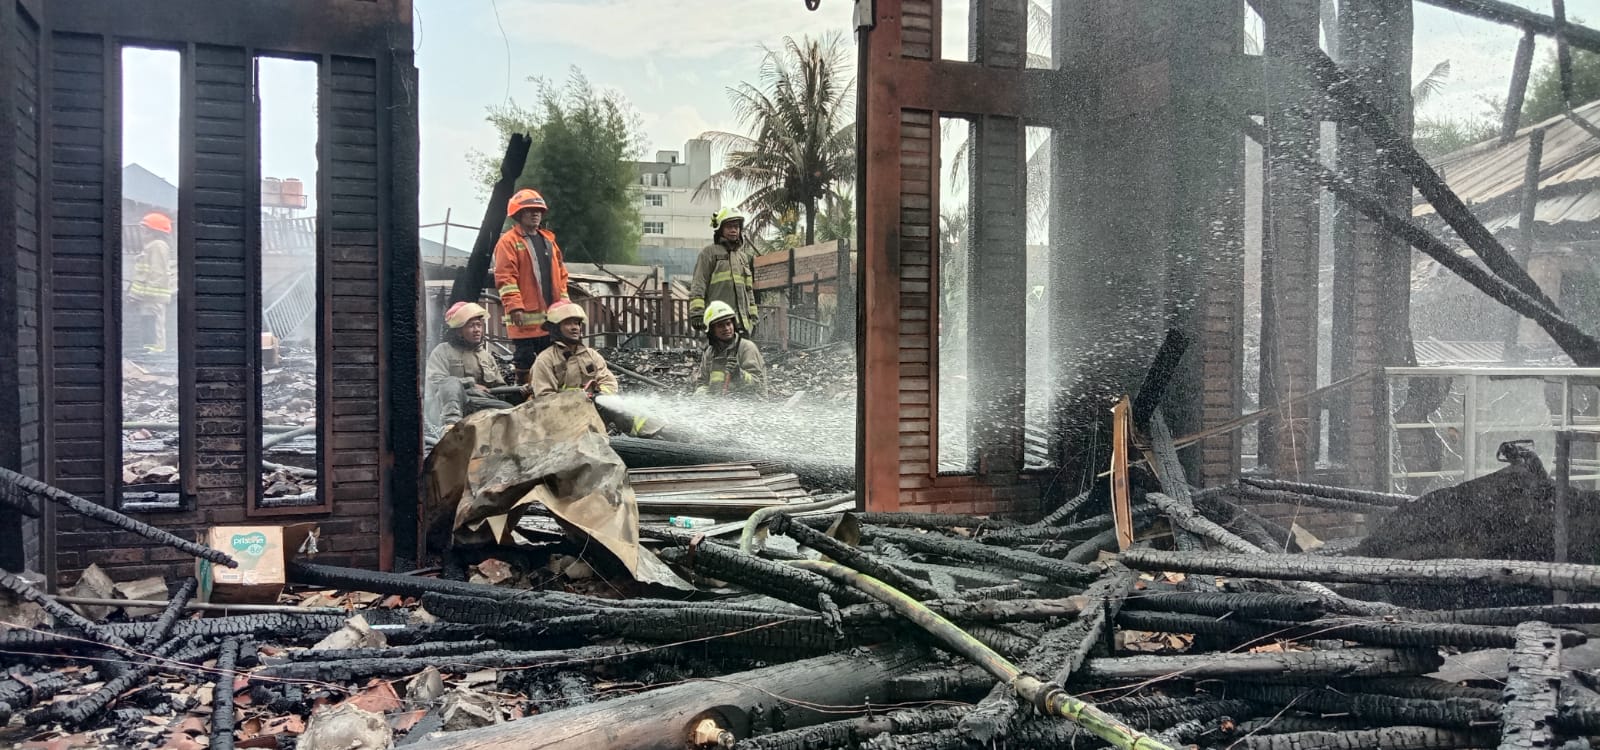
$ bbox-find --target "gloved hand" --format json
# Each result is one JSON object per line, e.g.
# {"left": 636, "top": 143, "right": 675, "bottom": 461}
{"left": 581, "top": 379, "right": 598, "bottom": 400}
{"left": 690, "top": 315, "right": 706, "bottom": 332}
{"left": 747, "top": 306, "right": 760, "bottom": 327}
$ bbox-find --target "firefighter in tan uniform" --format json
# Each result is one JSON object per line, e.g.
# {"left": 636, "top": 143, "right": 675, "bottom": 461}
{"left": 689, "top": 208, "right": 759, "bottom": 335}
{"left": 528, "top": 302, "right": 619, "bottom": 399}
{"left": 130, "top": 212, "right": 177, "bottom": 353}
{"left": 694, "top": 301, "right": 767, "bottom": 396}
{"left": 424, "top": 302, "right": 513, "bottom": 433}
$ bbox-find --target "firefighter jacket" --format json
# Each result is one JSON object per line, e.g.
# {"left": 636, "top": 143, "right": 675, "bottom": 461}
{"left": 690, "top": 241, "right": 758, "bottom": 332}
{"left": 695, "top": 335, "right": 767, "bottom": 396}
{"left": 424, "top": 339, "right": 507, "bottom": 391}
{"left": 130, "top": 239, "right": 175, "bottom": 304}
{"left": 529, "top": 340, "right": 619, "bottom": 399}
{"left": 494, "top": 224, "right": 569, "bottom": 340}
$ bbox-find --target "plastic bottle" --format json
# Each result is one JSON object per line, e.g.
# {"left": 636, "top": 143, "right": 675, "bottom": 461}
{"left": 668, "top": 516, "right": 716, "bottom": 529}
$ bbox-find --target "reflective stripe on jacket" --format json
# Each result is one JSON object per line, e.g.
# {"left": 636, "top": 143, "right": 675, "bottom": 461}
{"left": 493, "top": 225, "right": 569, "bottom": 339}
{"left": 130, "top": 239, "right": 175, "bottom": 303}
{"left": 689, "top": 242, "right": 758, "bottom": 331}
{"left": 529, "top": 340, "right": 619, "bottom": 399}
{"left": 694, "top": 336, "right": 766, "bottom": 396}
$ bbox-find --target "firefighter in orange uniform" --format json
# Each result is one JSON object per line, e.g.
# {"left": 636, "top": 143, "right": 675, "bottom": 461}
{"left": 493, "top": 188, "right": 569, "bottom": 383}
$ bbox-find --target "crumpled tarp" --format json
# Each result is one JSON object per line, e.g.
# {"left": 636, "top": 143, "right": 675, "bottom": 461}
{"left": 423, "top": 391, "right": 689, "bottom": 589}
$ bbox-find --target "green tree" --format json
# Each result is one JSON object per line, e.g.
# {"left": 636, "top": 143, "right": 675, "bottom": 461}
{"left": 1523, "top": 48, "right": 1600, "bottom": 124}
{"left": 473, "top": 69, "right": 644, "bottom": 264}
{"left": 815, "top": 194, "right": 853, "bottom": 243}
{"left": 698, "top": 33, "right": 855, "bottom": 246}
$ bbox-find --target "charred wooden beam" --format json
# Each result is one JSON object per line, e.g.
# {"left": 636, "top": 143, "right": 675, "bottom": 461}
{"left": 1131, "top": 329, "right": 1191, "bottom": 431}
{"left": 1230, "top": 716, "right": 1365, "bottom": 736}
{"left": 1402, "top": 603, "right": 1600, "bottom": 627}
{"left": 1121, "top": 548, "right": 1600, "bottom": 594}
{"left": 211, "top": 638, "right": 240, "bottom": 750}
{"left": 1415, "top": 0, "right": 1600, "bottom": 53}
{"left": 768, "top": 513, "right": 941, "bottom": 600}
{"left": 0, "top": 612, "right": 349, "bottom": 653}
{"left": 1230, "top": 483, "right": 1396, "bottom": 515}
{"left": 1122, "top": 591, "right": 1325, "bottom": 621}
{"left": 1117, "top": 610, "right": 1585, "bottom": 649}
{"left": 284, "top": 639, "right": 508, "bottom": 662}
{"left": 0, "top": 569, "right": 131, "bottom": 652}
{"left": 398, "top": 645, "right": 930, "bottom": 750}
{"left": 1500, "top": 621, "right": 1564, "bottom": 750}
{"left": 1238, "top": 117, "right": 1600, "bottom": 367}
{"left": 655, "top": 537, "right": 872, "bottom": 609}
{"left": 959, "top": 566, "right": 1138, "bottom": 742}
{"left": 1344, "top": 678, "right": 1503, "bottom": 703}
{"left": 1031, "top": 488, "right": 1096, "bottom": 528}
{"left": 1502, "top": 29, "right": 1538, "bottom": 142}
{"left": 1084, "top": 648, "right": 1443, "bottom": 682}
{"left": 1235, "top": 726, "right": 1492, "bottom": 750}
{"left": 137, "top": 577, "right": 198, "bottom": 652}
{"left": 1238, "top": 477, "right": 1412, "bottom": 508}
{"left": 862, "top": 526, "right": 1102, "bottom": 584}
{"left": 0, "top": 468, "right": 236, "bottom": 567}
{"left": 0, "top": 672, "right": 72, "bottom": 725}
{"left": 839, "top": 597, "right": 1085, "bottom": 625}
{"left": 255, "top": 645, "right": 656, "bottom": 683}
{"left": 450, "top": 133, "right": 530, "bottom": 306}
{"left": 731, "top": 706, "right": 972, "bottom": 750}
{"left": 32, "top": 638, "right": 219, "bottom": 728}
{"left": 1222, "top": 682, "right": 1501, "bottom": 729}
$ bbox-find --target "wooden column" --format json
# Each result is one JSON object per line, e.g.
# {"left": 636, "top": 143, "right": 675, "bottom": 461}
{"left": 1329, "top": 0, "right": 1412, "bottom": 488}
{"left": 1258, "top": 0, "right": 1322, "bottom": 480}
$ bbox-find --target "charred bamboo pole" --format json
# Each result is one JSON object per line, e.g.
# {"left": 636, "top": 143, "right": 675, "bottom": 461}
{"left": 211, "top": 638, "right": 240, "bottom": 750}
{"left": 1500, "top": 622, "right": 1564, "bottom": 750}
{"left": 1236, "top": 726, "right": 1491, "bottom": 750}
{"left": 0, "top": 468, "right": 237, "bottom": 566}
{"left": 1122, "top": 590, "right": 1326, "bottom": 621}
{"left": 863, "top": 525, "right": 1102, "bottom": 584}
{"left": 1238, "top": 477, "right": 1412, "bottom": 508}
{"left": 766, "top": 513, "right": 939, "bottom": 599}
{"left": 136, "top": 577, "right": 198, "bottom": 651}
{"left": 1120, "top": 548, "right": 1600, "bottom": 594}
{"left": 0, "top": 569, "right": 132, "bottom": 652}
{"left": 786, "top": 559, "right": 1174, "bottom": 750}
{"left": 730, "top": 706, "right": 972, "bottom": 750}
{"left": 1085, "top": 648, "right": 1443, "bottom": 682}
{"left": 403, "top": 645, "right": 930, "bottom": 750}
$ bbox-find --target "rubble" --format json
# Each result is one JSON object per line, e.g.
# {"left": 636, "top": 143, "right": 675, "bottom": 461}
{"left": 9, "top": 446, "right": 1600, "bottom": 749}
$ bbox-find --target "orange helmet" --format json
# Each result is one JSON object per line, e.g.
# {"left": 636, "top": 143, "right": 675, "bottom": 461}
{"left": 507, "top": 188, "right": 548, "bottom": 219}
{"left": 141, "top": 212, "right": 172, "bottom": 234}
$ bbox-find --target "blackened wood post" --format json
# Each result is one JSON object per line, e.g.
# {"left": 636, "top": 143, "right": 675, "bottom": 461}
{"left": 1259, "top": 0, "right": 1322, "bottom": 480}
{"left": 1553, "top": 431, "right": 1572, "bottom": 605}
{"left": 1502, "top": 127, "right": 1544, "bottom": 362}
{"left": 1501, "top": 30, "right": 1536, "bottom": 143}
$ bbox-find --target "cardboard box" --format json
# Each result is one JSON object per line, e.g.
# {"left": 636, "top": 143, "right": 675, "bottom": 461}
{"left": 197, "top": 523, "right": 318, "bottom": 604}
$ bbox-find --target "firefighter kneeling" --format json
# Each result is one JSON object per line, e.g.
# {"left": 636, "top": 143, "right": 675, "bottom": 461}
{"left": 528, "top": 301, "right": 619, "bottom": 399}
{"left": 424, "top": 302, "right": 514, "bottom": 434}
{"left": 694, "top": 301, "right": 767, "bottom": 396}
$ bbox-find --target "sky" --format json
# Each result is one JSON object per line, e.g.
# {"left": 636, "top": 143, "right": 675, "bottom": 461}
{"left": 116, "top": 0, "right": 1595, "bottom": 248}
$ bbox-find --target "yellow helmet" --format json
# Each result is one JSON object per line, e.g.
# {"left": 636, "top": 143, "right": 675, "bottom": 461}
{"left": 710, "top": 208, "right": 745, "bottom": 230}
{"left": 703, "top": 300, "right": 738, "bottom": 329}
{"left": 546, "top": 301, "right": 588, "bottom": 325}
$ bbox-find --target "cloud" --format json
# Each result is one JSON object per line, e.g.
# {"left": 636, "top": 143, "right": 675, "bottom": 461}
{"left": 492, "top": 0, "right": 848, "bottom": 60}
{"left": 639, "top": 104, "right": 728, "bottom": 154}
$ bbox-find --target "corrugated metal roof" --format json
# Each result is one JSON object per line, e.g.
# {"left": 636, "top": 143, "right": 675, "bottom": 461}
{"left": 1415, "top": 99, "right": 1600, "bottom": 227}
{"left": 1413, "top": 338, "right": 1506, "bottom": 365}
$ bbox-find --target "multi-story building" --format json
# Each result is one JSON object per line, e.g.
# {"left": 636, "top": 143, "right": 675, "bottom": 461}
{"left": 635, "top": 139, "right": 722, "bottom": 267}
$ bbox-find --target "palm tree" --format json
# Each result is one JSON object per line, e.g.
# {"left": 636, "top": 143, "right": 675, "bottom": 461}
{"left": 697, "top": 33, "right": 855, "bottom": 246}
